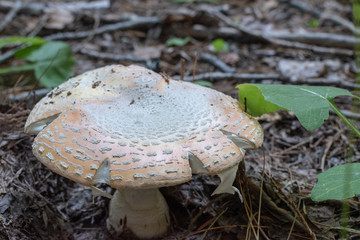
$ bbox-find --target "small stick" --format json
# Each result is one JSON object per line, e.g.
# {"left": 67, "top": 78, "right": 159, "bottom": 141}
{"left": 180, "top": 58, "right": 185, "bottom": 81}
{"left": 320, "top": 130, "right": 342, "bottom": 170}
{"left": 44, "top": 16, "right": 161, "bottom": 41}
{"left": 79, "top": 48, "right": 148, "bottom": 63}
{"left": 209, "top": 9, "right": 353, "bottom": 56}
{"left": 0, "top": 0, "right": 22, "bottom": 33}
{"left": 192, "top": 52, "right": 199, "bottom": 83}
{"left": 270, "top": 177, "right": 317, "bottom": 240}
{"left": 256, "top": 146, "right": 266, "bottom": 239}
{"left": 172, "top": 72, "right": 358, "bottom": 90}
{"left": 286, "top": 200, "right": 302, "bottom": 240}
{"left": 199, "top": 53, "right": 236, "bottom": 73}
{"left": 244, "top": 97, "right": 247, "bottom": 113}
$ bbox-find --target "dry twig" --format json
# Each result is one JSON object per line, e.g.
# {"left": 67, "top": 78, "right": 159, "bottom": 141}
{"left": 0, "top": 13, "right": 161, "bottom": 63}
{"left": 199, "top": 53, "right": 236, "bottom": 73}
{"left": 265, "top": 32, "right": 357, "bottom": 49}
{"left": 78, "top": 48, "right": 149, "bottom": 63}
{"left": 173, "top": 71, "right": 359, "bottom": 90}
{"left": 0, "top": 0, "right": 22, "bottom": 33}
{"left": 270, "top": 177, "right": 317, "bottom": 240}
{"left": 204, "top": 8, "right": 353, "bottom": 57}
{"left": 0, "top": 0, "right": 110, "bottom": 14}
{"left": 44, "top": 15, "right": 162, "bottom": 41}
{"left": 173, "top": 72, "right": 280, "bottom": 82}
{"left": 320, "top": 130, "right": 342, "bottom": 170}
{"left": 189, "top": 24, "right": 356, "bottom": 50}
{"left": 279, "top": 0, "right": 359, "bottom": 34}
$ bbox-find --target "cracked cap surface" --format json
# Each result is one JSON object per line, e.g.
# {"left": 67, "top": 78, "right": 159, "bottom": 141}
{"left": 25, "top": 65, "right": 263, "bottom": 189}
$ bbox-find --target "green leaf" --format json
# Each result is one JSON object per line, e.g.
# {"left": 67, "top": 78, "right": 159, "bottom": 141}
{"left": 237, "top": 84, "right": 285, "bottom": 116}
{"left": 311, "top": 163, "right": 360, "bottom": 201}
{"left": 0, "top": 40, "right": 75, "bottom": 87}
{"left": 212, "top": 38, "right": 230, "bottom": 53}
{"left": 12, "top": 41, "right": 74, "bottom": 87}
{"left": 166, "top": 37, "right": 190, "bottom": 47}
{"left": 237, "top": 84, "right": 352, "bottom": 130}
{"left": 0, "top": 36, "right": 46, "bottom": 49}
{"left": 15, "top": 41, "right": 68, "bottom": 62}
{"left": 32, "top": 42, "right": 75, "bottom": 87}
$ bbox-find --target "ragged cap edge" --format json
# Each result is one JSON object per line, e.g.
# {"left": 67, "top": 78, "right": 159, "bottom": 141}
{"left": 26, "top": 64, "right": 264, "bottom": 190}
{"left": 211, "top": 165, "right": 239, "bottom": 195}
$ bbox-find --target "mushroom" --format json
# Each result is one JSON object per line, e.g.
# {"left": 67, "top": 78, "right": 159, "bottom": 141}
{"left": 24, "top": 65, "right": 263, "bottom": 239}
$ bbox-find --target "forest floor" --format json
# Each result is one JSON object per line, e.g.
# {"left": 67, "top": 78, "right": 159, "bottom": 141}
{"left": 0, "top": 0, "right": 359, "bottom": 239}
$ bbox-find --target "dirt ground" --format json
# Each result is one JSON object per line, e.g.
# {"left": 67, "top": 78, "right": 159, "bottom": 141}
{"left": 1, "top": 0, "right": 359, "bottom": 239}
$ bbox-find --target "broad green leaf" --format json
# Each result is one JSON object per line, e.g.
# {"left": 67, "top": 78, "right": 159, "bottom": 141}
{"left": 15, "top": 41, "right": 69, "bottom": 62}
{"left": 0, "top": 36, "right": 46, "bottom": 49}
{"left": 237, "top": 84, "right": 284, "bottom": 116}
{"left": 14, "top": 41, "right": 74, "bottom": 87}
{"left": 166, "top": 37, "right": 190, "bottom": 47}
{"left": 212, "top": 38, "right": 230, "bottom": 53}
{"left": 0, "top": 40, "right": 74, "bottom": 87}
{"left": 33, "top": 43, "right": 74, "bottom": 87}
{"left": 237, "top": 84, "right": 352, "bottom": 130}
{"left": 311, "top": 163, "right": 360, "bottom": 201}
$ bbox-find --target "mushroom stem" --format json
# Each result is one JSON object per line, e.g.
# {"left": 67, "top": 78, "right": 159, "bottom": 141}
{"left": 107, "top": 188, "right": 170, "bottom": 239}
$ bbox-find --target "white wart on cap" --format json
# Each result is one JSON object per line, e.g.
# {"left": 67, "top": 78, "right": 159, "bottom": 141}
{"left": 25, "top": 65, "right": 263, "bottom": 238}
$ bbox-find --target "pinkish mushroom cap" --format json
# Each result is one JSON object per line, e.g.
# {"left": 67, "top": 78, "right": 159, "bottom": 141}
{"left": 25, "top": 64, "right": 263, "bottom": 238}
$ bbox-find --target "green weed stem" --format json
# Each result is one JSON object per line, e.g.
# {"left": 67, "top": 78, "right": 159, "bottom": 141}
{"left": 328, "top": 99, "right": 360, "bottom": 137}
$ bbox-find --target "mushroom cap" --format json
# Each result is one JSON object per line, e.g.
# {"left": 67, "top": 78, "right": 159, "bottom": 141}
{"left": 25, "top": 65, "right": 263, "bottom": 189}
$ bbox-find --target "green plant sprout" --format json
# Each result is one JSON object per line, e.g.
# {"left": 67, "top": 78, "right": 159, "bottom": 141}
{"left": 166, "top": 37, "right": 190, "bottom": 47}
{"left": 0, "top": 36, "right": 75, "bottom": 87}
{"left": 307, "top": 19, "right": 320, "bottom": 28}
{"left": 212, "top": 38, "right": 230, "bottom": 53}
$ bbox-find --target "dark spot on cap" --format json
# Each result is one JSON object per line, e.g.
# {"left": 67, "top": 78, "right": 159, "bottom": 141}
{"left": 92, "top": 81, "right": 101, "bottom": 88}
{"left": 54, "top": 90, "right": 63, "bottom": 96}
